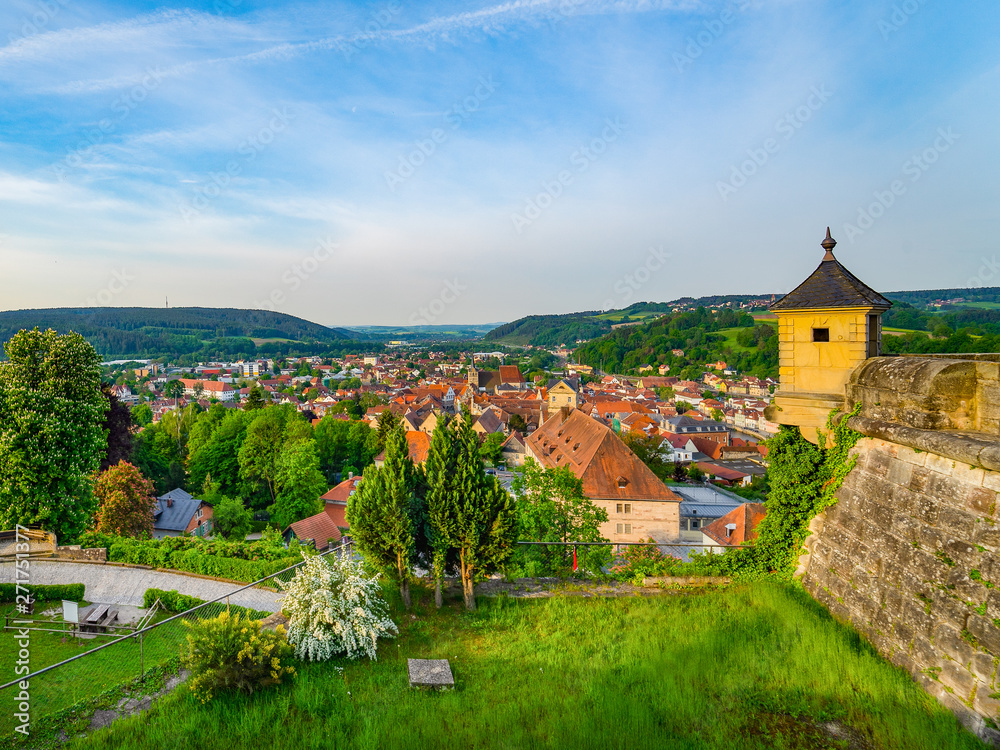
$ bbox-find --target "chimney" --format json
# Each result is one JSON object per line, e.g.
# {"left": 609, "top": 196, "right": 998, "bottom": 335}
{"left": 348, "top": 471, "right": 354, "bottom": 479}
{"left": 167, "top": 496, "right": 173, "bottom": 508}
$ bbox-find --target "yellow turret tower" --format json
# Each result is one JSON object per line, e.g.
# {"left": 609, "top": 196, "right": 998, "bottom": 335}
{"left": 767, "top": 228, "right": 892, "bottom": 444}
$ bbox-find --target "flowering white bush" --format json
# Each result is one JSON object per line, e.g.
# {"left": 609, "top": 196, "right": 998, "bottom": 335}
{"left": 278, "top": 552, "right": 398, "bottom": 661}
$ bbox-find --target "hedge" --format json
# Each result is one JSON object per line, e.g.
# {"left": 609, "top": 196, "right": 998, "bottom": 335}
{"left": 142, "top": 588, "right": 271, "bottom": 621}
{"left": 77, "top": 532, "right": 304, "bottom": 584}
{"left": 0, "top": 583, "right": 85, "bottom": 602}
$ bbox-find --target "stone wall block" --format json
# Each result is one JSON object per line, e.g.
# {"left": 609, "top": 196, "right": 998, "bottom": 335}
{"left": 967, "top": 615, "right": 1000, "bottom": 657}
{"left": 967, "top": 487, "right": 998, "bottom": 516}
{"left": 975, "top": 523, "right": 1000, "bottom": 551}
{"left": 912, "top": 637, "right": 942, "bottom": 672}
{"left": 934, "top": 623, "right": 976, "bottom": 666}
{"left": 910, "top": 466, "right": 934, "bottom": 494}
{"left": 930, "top": 589, "right": 972, "bottom": 630}
{"left": 887, "top": 459, "right": 915, "bottom": 488}
{"left": 985, "top": 472, "right": 1000, "bottom": 494}
{"left": 938, "top": 506, "right": 979, "bottom": 539}
{"left": 867, "top": 449, "right": 892, "bottom": 478}
{"left": 917, "top": 527, "right": 946, "bottom": 555}
{"left": 912, "top": 493, "right": 940, "bottom": 525}
{"left": 926, "top": 453, "right": 958, "bottom": 477}
{"left": 940, "top": 660, "right": 977, "bottom": 700}
{"left": 900, "top": 597, "right": 936, "bottom": 639}
{"left": 970, "top": 652, "right": 997, "bottom": 684}
{"left": 930, "top": 474, "right": 971, "bottom": 510}
{"left": 891, "top": 513, "right": 922, "bottom": 544}
{"left": 973, "top": 684, "right": 1000, "bottom": 720}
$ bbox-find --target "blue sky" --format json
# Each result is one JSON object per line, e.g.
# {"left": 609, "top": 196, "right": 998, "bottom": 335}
{"left": 0, "top": 0, "right": 997, "bottom": 326}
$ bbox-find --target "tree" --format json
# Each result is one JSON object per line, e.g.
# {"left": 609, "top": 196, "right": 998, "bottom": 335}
{"left": 622, "top": 431, "right": 672, "bottom": 483}
{"left": 213, "top": 495, "right": 253, "bottom": 540}
{"left": 687, "top": 464, "right": 704, "bottom": 482}
{"left": 479, "top": 432, "right": 505, "bottom": 466}
{"left": 93, "top": 460, "right": 157, "bottom": 538}
{"left": 239, "top": 406, "right": 294, "bottom": 503}
{"left": 511, "top": 459, "right": 610, "bottom": 576}
{"left": 423, "top": 416, "right": 459, "bottom": 607}
{"left": 131, "top": 403, "right": 154, "bottom": 427}
{"left": 0, "top": 329, "right": 108, "bottom": 542}
{"left": 448, "top": 416, "right": 518, "bottom": 610}
{"left": 245, "top": 386, "right": 267, "bottom": 410}
{"left": 508, "top": 414, "right": 528, "bottom": 433}
{"left": 347, "top": 426, "right": 420, "bottom": 608}
{"left": 375, "top": 409, "right": 401, "bottom": 452}
{"left": 101, "top": 386, "right": 135, "bottom": 471}
{"left": 269, "top": 440, "right": 327, "bottom": 529}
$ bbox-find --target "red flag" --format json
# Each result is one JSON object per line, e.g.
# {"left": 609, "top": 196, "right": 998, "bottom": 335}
{"left": 572, "top": 546, "right": 578, "bottom": 572}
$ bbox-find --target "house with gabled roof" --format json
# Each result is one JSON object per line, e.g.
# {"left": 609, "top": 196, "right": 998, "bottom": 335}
{"left": 153, "top": 489, "right": 214, "bottom": 539}
{"left": 701, "top": 502, "right": 767, "bottom": 552}
{"left": 525, "top": 408, "right": 682, "bottom": 542}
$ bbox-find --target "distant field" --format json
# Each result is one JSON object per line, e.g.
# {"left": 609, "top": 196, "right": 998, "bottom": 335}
{"left": 751, "top": 312, "right": 777, "bottom": 320}
{"left": 715, "top": 322, "right": 777, "bottom": 353}
{"left": 594, "top": 311, "right": 663, "bottom": 323}
{"left": 250, "top": 337, "right": 300, "bottom": 345}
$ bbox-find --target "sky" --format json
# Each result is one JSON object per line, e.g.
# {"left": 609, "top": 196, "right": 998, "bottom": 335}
{"left": 0, "top": 0, "right": 998, "bottom": 327}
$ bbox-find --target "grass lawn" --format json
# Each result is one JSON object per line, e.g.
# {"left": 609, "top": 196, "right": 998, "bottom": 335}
{"left": 0, "top": 603, "right": 187, "bottom": 737}
{"left": 714, "top": 325, "right": 775, "bottom": 354}
{"left": 59, "top": 581, "right": 985, "bottom": 750}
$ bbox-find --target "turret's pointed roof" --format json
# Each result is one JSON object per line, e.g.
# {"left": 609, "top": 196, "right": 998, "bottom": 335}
{"left": 770, "top": 228, "right": 892, "bottom": 311}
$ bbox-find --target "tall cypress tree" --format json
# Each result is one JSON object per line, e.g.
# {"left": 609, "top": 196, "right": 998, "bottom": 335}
{"left": 424, "top": 416, "right": 459, "bottom": 608}
{"left": 346, "top": 424, "right": 419, "bottom": 608}
{"left": 449, "top": 414, "right": 518, "bottom": 611}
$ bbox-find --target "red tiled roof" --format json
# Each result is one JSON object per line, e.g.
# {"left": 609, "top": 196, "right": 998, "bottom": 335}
{"left": 287, "top": 512, "right": 342, "bottom": 549}
{"left": 702, "top": 503, "right": 767, "bottom": 546}
{"left": 526, "top": 409, "right": 680, "bottom": 503}
{"left": 320, "top": 476, "right": 362, "bottom": 504}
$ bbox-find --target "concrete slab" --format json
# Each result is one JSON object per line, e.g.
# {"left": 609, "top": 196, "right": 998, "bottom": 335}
{"left": 408, "top": 659, "right": 455, "bottom": 689}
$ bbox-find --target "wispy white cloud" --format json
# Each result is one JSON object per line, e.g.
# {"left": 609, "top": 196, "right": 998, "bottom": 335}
{"left": 35, "top": 0, "right": 705, "bottom": 94}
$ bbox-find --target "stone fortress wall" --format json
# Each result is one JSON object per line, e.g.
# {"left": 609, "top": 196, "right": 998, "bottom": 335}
{"left": 801, "top": 355, "right": 1000, "bottom": 744}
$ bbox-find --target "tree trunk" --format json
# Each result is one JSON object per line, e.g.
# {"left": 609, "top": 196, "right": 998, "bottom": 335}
{"left": 400, "top": 577, "right": 411, "bottom": 609}
{"left": 434, "top": 575, "right": 443, "bottom": 608}
{"left": 461, "top": 550, "right": 476, "bottom": 611}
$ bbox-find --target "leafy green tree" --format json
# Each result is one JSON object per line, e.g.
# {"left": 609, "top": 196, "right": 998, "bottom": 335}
{"left": 687, "top": 465, "right": 704, "bottom": 482}
{"left": 0, "top": 329, "right": 108, "bottom": 542}
{"left": 93, "top": 460, "right": 158, "bottom": 538}
{"left": 239, "top": 406, "right": 295, "bottom": 503}
{"left": 511, "top": 460, "right": 610, "bottom": 576}
{"left": 131, "top": 403, "right": 154, "bottom": 427}
{"left": 213, "top": 495, "right": 254, "bottom": 540}
{"left": 101, "top": 385, "right": 135, "bottom": 471}
{"left": 347, "top": 426, "right": 421, "bottom": 608}
{"left": 622, "top": 431, "right": 672, "bottom": 483}
{"left": 269, "top": 440, "right": 327, "bottom": 529}
{"left": 314, "top": 417, "right": 378, "bottom": 480}
{"left": 508, "top": 414, "right": 528, "bottom": 433}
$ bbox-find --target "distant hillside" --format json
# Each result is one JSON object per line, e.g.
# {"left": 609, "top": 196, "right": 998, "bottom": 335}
{"left": 484, "top": 302, "right": 676, "bottom": 346}
{"left": 574, "top": 307, "right": 779, "bottom": 380}
{"left": 342, "top": 323, "right": 504, "bottom": 342}
{"left": 0, "top": 307, "right": 355, "bottom": 361}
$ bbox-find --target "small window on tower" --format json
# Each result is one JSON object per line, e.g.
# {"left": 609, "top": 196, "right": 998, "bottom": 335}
{"left": 812, "top": 328, "right": 830, "bottom": 342}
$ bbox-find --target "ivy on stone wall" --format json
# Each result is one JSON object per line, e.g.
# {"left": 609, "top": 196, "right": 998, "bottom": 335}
{"left": 693, "top": 405, "right": 863, "bottom": 580}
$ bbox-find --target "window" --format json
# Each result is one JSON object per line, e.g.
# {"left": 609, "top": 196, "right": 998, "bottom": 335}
{"left": 616, "top": 503, "right": 623, "bottom": 514}
{"left": 624, "top": 523, "right": 631, "bottom": 534}
{"left": 616, "top": 523, "right": 623, "bottom": 534}
{"left": 812, "top": 327, "right": 830, "bottom": 342}
{"left": 196, "top": 508, "right": 203, "bottom": 519}
{"left": 624, "top": 503, "right": 632, "bottom": 514}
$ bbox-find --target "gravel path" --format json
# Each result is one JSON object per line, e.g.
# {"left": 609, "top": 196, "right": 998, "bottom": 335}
{"left": 0, "top": 560, "right": 284, "bottom": 612}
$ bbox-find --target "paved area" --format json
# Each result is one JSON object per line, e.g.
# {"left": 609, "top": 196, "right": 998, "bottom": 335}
{"left": 0, "top": 560, "right": 284, "bottom": 612}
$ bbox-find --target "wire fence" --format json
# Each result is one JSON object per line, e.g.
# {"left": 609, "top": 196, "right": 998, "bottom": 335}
{"left": 0, "top": 542, "right": 353, "bottom": 739}
{"left": 0, "top": 538, "right": 729, "bottom": 739}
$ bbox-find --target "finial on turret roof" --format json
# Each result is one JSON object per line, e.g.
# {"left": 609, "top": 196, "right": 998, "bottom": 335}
{"left": 821, "top": 227, "right": 836, "bottom": 260}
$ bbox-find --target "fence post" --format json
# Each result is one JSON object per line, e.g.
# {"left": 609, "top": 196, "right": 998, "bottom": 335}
{"left": 139, "top": 631, "right": 144, "bottom": 681}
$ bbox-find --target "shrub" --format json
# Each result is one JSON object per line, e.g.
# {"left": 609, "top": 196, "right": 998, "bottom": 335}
{"left": 77, "top": 529, "right": 304, "bottom": 583}
{"left": 278, "top": 553, "right": 397, "bottom": 662}
{"left": 181, "top": 611, "right": 296, "bottom": 702}
{"left": 0, "top": 583, "right": 85, "bottom": 602}
{"left": 141, "top": 588, "right": 270, "bottom": 620}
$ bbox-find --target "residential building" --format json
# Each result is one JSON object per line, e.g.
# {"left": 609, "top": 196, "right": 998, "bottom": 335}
{"left": 525, "top": 408, "right": 682, "bottom": 542}
{"left": 153, "top": 489, "right": 213, "bottom": 539}
{"left": 701, "top": 503, "right": 767, "bottom": 552}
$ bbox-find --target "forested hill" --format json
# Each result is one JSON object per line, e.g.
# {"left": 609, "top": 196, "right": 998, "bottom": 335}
{"left": 0, "top": 307, "right": 355, "bottom": 361}
{"left": 484, "top": 302, "right": 677, "bottom": 346}
{"left": 574, "top": 308, "right": 779, "bottom": 380}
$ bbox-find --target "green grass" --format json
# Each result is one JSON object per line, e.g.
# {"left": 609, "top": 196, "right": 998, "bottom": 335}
{"left": 0, "top": 602, "right": 192, "bottom": 738}
{"left": 41, "top": 581, "right": 985, "bottom": 750}
{"left": 714, "top": 324, "right": 774, "bottom": 354}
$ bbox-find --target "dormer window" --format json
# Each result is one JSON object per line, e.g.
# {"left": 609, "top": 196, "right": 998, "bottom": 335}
{"left": 616, "top": 476, "right": 629, "bottom": 489}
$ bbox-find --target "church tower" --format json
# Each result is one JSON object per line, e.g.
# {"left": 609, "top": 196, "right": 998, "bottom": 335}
{"left": 767, "top": 228, "right": 892, "bottom": 444}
